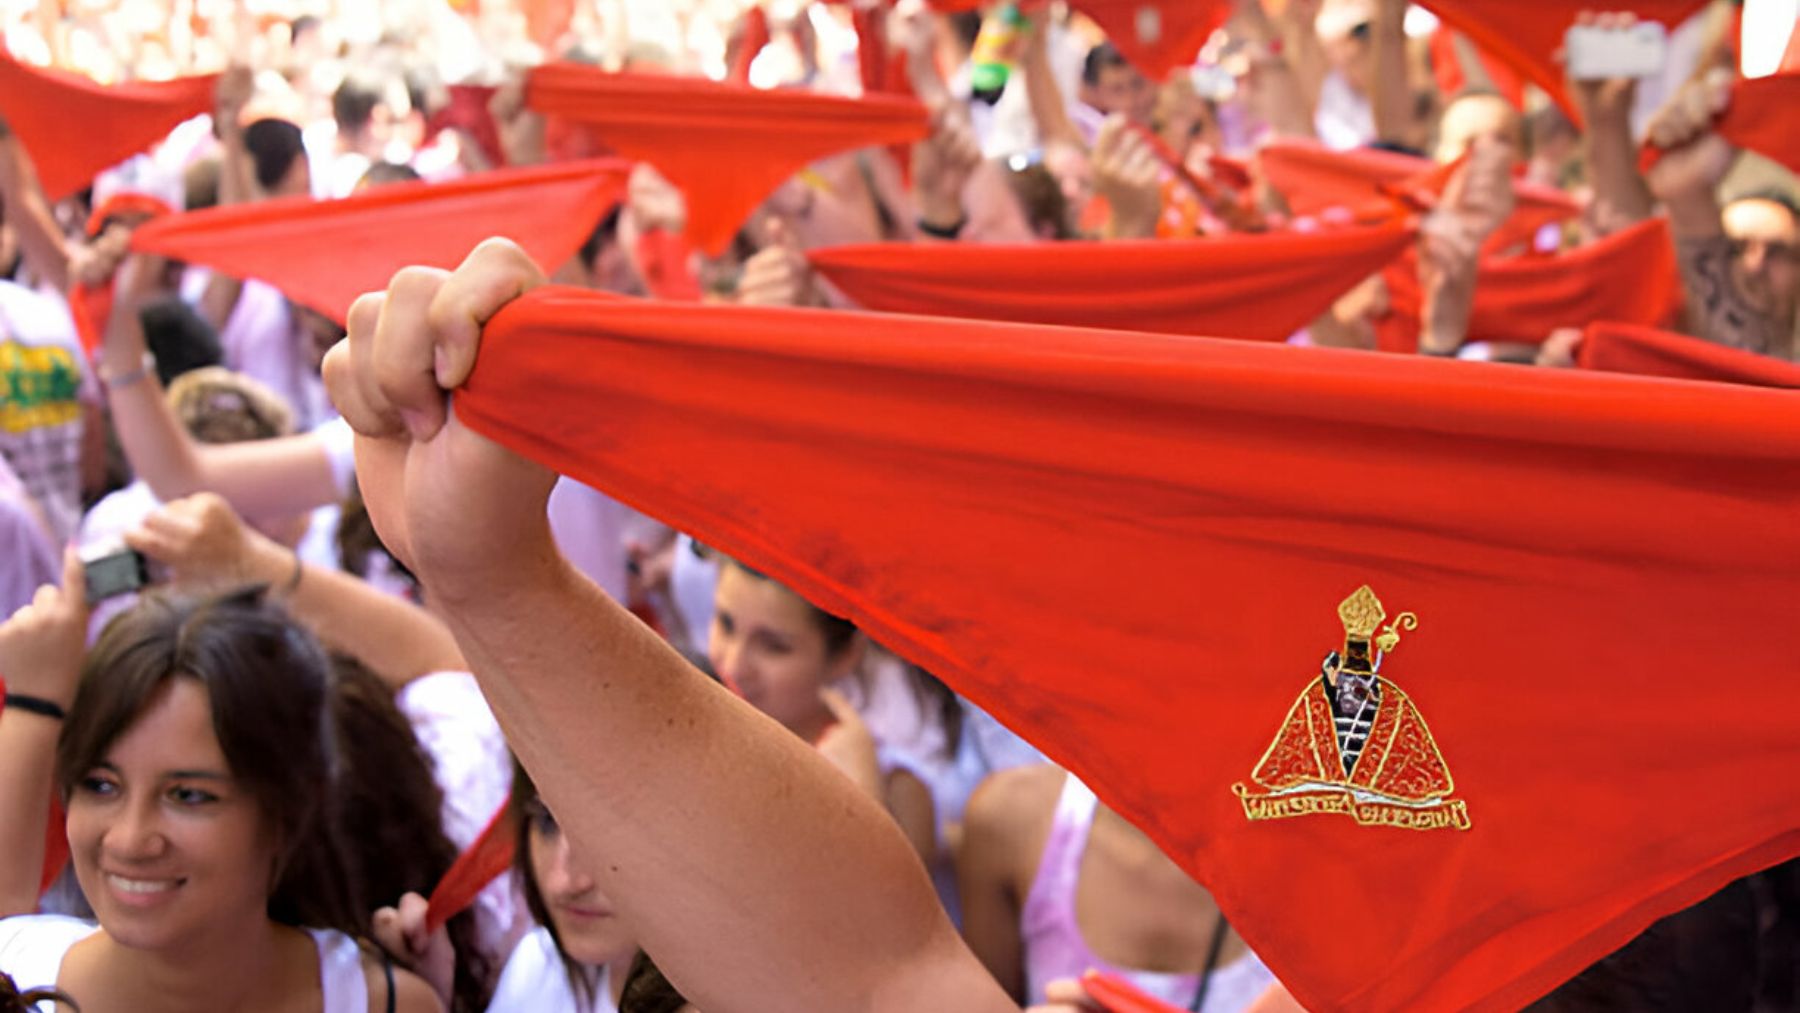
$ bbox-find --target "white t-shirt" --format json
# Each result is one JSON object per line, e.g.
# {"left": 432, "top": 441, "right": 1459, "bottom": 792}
{"left": 219, "top": 280, "right": 335, "bottom": 433}
{"left": 488, "top": 926, "right": 617, "bottom": 1013}
{"left": 0, "top": 456, "right": 57, "bottom": 616}
{"left": 0, "top": 281, "right": 91, "bottom": 542}
{"left": 395, "top": 671, "right": 527, "bottom": 964}
{"left": 0, "top": 915, "right": 371, "bottom": 1011}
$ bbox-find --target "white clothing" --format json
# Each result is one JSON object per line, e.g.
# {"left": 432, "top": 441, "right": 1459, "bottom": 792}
{"left": 1314, "top": 72, "right": 1377, "bottom": 151}
{"left": 488, "top": 926, "right": 617, "bottom": 1013}
{"left": 397, "top": 671, "right": 528, "bottom": 963}
{"left": 219, "top": 280, "right": 335, "bottom": 432}
{"left": 547, "top": 478, "right": 633, "bottom": 604}
{"left": 0, "top": 281, "right": 92, "bottom": 542}
{"left": 0, "top": 915, "right": 371, "bottom": 1012}
{"left": 669, "top": 533, "right": 720, "bottom": 656}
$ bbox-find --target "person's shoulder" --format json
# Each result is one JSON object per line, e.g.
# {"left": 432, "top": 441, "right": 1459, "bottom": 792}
{"left": 388, "top": 964, "right": 445, "bottom": 1013}
{"left": 0, "top": 281, "right": 78, "bottom": 345}
{"left": 963, "top": 762, "right": 1066, "bottom": 852}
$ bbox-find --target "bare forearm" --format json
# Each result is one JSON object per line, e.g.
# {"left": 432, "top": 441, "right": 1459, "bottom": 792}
{"left": 1022, "top": 24, "right": 1082, "bottom": 149}
{"left": 430, "top": 551, "right": 1006, "bottom": 1012}
{"left": 0, "top": 715, "right": 58, "bottom": 916}
{"left": 1584, "top": 113, "right": 1654, "bottom": 234}
{"left": 244, "top": 539, "right": 466, "bottom": 689}
{"left": 0, "top": 135, "right": 72, "bottom": 293}
{"left": 1370, "top": 0, "right": 1410, "bottom": 146}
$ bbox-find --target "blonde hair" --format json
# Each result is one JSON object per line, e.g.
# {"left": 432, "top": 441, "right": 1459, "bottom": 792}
{"left": 165, "top": 367, "right": 295, "bottom": 445}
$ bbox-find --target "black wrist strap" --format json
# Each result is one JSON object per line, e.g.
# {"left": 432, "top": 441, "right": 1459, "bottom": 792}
{"left": 4, "top": 693, "right": 67, "bottom": 721}
{"left": 918, "top": 216, "right": 966, "bottom": 240}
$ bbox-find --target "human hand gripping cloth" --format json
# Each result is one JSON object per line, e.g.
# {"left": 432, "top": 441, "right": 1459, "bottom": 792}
{"left": 450, "top": 289, "right": 1800, "bottom": 1011}
{"left": 0, "top": 48, "right": 217, "bottom": 202}
{"left": 1413, "top": 1, "right": 1710, "bottom": 123}
{"left": 1257, "top": 138, "right": 1580, "bottom": 251}
{"left": 807, "top": 223, "right": 1415, "bottom": 341}
{"left": 1376, "top": 217, "right": 1683, "bottom": 353}
{"left": 129, "top": 160, "right": 629, "bottom": 324}
{"left": 522, "top": 65, "right": 930, "bottom": 255}
{"left": 1577, "top": 321, "right": 1800, "bottom": 388}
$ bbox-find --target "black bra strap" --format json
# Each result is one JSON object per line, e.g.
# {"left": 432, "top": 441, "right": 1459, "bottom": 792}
{"left": 382, "top": 951, "right": 397, "bottom": 1013}
{"left": 1189, "top": 909, "right": 1231, "bottom": 1012}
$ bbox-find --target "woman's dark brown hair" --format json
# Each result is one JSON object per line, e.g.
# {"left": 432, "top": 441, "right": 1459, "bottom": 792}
{"left": 0, "top": 970, "right": 78, "bottom": 1011}
{"left": 509, "top": 758, "right": 604, "bottom": 1007}
{"left": 619, "top": 951, "right": 688, "bottom": 1013}
{"left": 330, "top": 656, "right": 491, "bottom": 1012}
{"left": 55, "top": 588, "right": 361, "bottom": 935}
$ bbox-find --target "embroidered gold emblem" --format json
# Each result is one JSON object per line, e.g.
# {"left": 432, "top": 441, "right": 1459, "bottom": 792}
{"left": 1232, "top": 586, "right": 1470, "bottom": 831}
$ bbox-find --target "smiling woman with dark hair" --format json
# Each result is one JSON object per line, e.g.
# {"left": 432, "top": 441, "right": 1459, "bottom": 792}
{"left": 0, "top": 587, "right": 442, "bottom": 1012}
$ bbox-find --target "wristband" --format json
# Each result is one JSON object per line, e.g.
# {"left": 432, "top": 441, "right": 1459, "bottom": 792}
{"left": 101, "top": 352, "right": 157, "bottom": 390}
{"left": 4, "top": 693, "right": 67, "bottom": 721}
{"left": 917, "top": 215, "right": 967, "bottom": 240}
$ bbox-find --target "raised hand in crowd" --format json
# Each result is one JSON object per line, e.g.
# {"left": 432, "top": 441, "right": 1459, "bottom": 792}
{"left": 1566, "top": 11, "right": 1654, "bottom": 236}
{"left": 737, "top": 217, "right": 819, "bottom": 308}
{"left": 324, "top": 238, "right": 1015, "bottom": 1013}
{"left": 127, "top": 492, "right": 466, "bottom": 690}
{"left": 490, "top": 71, "right": 547, "bottom": 167}
{"left": 1091, "top": 114, "right": 1162, "bottom": 240}
{"left": 913, "top": 103, "right": 984, "bottom": 240}
{"left": 0, "top": 548, "right": 87, "bottom": 916}
{"left": 1418, "top": 137, "right": 1516, "bottom": 355}
{"left": 1644, "top": 66, "right": 1738, "bottom": 236}
{"left": 370, "top": 891, "right": 457, "bottom": 1011}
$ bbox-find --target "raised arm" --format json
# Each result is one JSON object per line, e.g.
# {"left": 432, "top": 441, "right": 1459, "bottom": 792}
{"left": 1368, "top": 0, "right": 1411, "bottom": 147}
{"left": 0, "top": 117, "right": 74, "bottom": 295}
{"left": 197, "top": 66, "right": 256, "bottom": 333}
{"left": 322, "top": 240, "right": 1015, "bottom": 1013}
{"left": 0, "top": 549, "right": 87, "bottom": 916}
{"left": 99, "top": 253, "right": 342, "bottom": 520}
{"left": 1569, "top": 13, "right": 1654, "bottom": 236}
{"left": 125, "top": 493, "right": 466, "bottom": 690}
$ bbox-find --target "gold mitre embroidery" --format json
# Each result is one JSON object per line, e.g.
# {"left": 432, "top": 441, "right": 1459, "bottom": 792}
{"left": 1337, "top": 585, "right": 1386, "bottom": 640}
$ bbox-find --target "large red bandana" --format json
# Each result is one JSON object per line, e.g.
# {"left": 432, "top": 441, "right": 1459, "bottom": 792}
{"left": 1378, "top": 218, "right": 1683, "bottom": 352}
{"left": 523, "top": 66, "right": 929, "bottom": 255}
{"left": 130, "top": 160, "right": 628, "bottom": 323}
{"left": 1578, "top": 321, "right": 1800, "bottom": 387}
{"left": 0, "top": 49, "right": 217, "bottom": 202}
{"left": 808, "top": 224, "right": 1414, "bottom": 341}
{"left": 446, "top": 288, "right": 1800, "bottom": 1011}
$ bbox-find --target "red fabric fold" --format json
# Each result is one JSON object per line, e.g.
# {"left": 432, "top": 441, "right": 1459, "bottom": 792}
{"left": 523, "top": 66, "right": 930, "bottom": 254}
{"left": 130, "top": 160, "right": 628, "bottom": 323}
{"left": 808, "top": 223, "right": 1415, "bottom": 341}
{"left": 1714, "top": 71, "right": 1800, "bottom": 176}
{"left": 1429, "top": 27, "right": 1525, "bottom": 111}
{"left": 454, "top": 288, "right": 1800, "bottom": 1011}
{"left": 1414, "top": 1, "right": 1709, "bottom": 122}
{"left": 1577, "top": 321, "right": 1800, "bottom": 387}
{"left": 426, "top": 84, "right": 505, "bottom": 170}
{"left": 1067, "top": 1, "right": 1232, "bottom": 82}
{"left": 1377, "top": 217, "right": 1683, "bottom": 352}
{"left": 1258, "top": 138, "right": 1579, "bottom": 248}
{"left": 425, "top": 798, "right": 515, "bottom": 934}
{"left": 0, "top": 49, "right": 218, "bottom": 202}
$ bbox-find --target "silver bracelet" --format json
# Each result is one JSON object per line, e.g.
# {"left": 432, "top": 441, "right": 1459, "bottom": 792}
{"left": 101, "top": 352, "right": 156, "bottom": 390}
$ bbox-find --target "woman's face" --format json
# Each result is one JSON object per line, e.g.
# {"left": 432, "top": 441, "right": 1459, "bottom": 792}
{"left": 525, "top": 803, "right": 635, "bottom": 966}
{"left": 707, "top": 565, "right": 849, "bottom": 739}
{"left": 66, "top": 678, "right": 276, "bottom": 952}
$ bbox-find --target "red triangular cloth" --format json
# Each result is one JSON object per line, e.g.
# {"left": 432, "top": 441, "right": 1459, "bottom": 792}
{"left": 1414, "top": 0, "right": 1709, "bottom": 122}
{"left": 523, "top": 65, "right": 930, "bottom": 255}
{"left": 0, "top": 47, "right": 217, "bottom": 202}
{"left": 1257, "top": 138, "right": 1579, "bottom": 251}
{"left": 808, "top": 223, "right": 1415, "bottom": 341}
{"left": 1377, "top": 217, "right": 1683, "bottom": 352}
{"left": 454, "top": 288, "right": 1800, "bottom": 1012}
{"left": 924, "top": 0, "right": 1229, "bottom": 81}
{"left": 1639, "top": 72, "right": 1800, "bottom": 178}
{"left": 131, "top": 160, "right": 628, "bottom": 323}
{"left": 1578, "top": 321, "right": 1800, "bottom": 388}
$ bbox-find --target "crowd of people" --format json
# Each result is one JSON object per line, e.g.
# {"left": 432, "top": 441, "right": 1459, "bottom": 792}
{"left": 0, "top": 0, "right": 1796, "bottom": 1009}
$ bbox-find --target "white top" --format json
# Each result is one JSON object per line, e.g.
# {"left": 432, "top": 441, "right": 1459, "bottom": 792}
{"left": 488, "top": 926, "right": 616, "bottom": 1013}
{"left": 0, "top": 281, "right": 92, "bottom": 542}
{"left": 396, "top": 671, "right": 528, "bottom": 963}
{"left": 0, "top": 914, "right": 370, "bottom": 1011}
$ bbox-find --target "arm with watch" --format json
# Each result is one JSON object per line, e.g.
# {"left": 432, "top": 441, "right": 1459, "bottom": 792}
{"left": 0, "top": 548, "right": 88, "bottom": 916}
{"left": 97, "top": 253, "right": 344, "bottom": 522}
